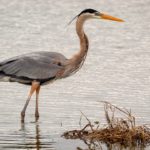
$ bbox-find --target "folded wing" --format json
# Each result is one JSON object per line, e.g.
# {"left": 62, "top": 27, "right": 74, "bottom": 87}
{"left": 0, "top": 52, "right": 67, "bottom": 82}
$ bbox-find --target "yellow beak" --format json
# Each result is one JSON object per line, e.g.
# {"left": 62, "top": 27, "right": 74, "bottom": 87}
{"left": 100, "top": 13, "right": 124, "bottom": 22}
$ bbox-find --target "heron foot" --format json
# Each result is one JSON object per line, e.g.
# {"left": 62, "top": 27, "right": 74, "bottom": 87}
{"left": 35, "top": 111, "right": 39, "bottom": 120}
{"left": 35, "top": 113, "right": 39, "bottom": 122}
{"left": 21, "top": 112, "right": 25, "bottom": 123}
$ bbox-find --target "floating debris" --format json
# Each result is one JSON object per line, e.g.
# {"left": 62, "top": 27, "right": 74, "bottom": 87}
{"left": 62, "top": 101, "right": 150, "bottom": 148}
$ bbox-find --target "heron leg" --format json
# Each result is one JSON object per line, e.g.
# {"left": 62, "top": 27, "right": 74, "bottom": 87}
{"left": 21, "top": 81, "right": 40, "bottom": 122}
{"left": 35, "top": 85, "right": 41, "bottom": 120}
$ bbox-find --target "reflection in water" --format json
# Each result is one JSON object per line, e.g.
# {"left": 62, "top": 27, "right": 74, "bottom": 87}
{"left": 77, "top": 139, "right": 146, "bottom": 150}
{"left": 20, "top": 122, "right": 55, "bottom": 149}
{"left": 77, "top": 140, "right": 103, "bottom": 150}
{"left": 1, "top": 122, "right": 55, "bottom": 149}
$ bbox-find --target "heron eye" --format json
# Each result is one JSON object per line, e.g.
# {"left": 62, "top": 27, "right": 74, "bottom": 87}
{"left": 57, "top": 62, "right": 62, "bottom": 66}
{"left": 95, "top": 12, "right": 100, "bottom": 16}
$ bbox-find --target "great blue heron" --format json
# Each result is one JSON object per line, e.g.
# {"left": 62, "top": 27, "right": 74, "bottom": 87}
{"left": 0, "top": 9, "right": 123, "bottom": 122}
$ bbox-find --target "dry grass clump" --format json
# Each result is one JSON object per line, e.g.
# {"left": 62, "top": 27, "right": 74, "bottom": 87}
{"left": 62, "top": 101, "right": 150, "bottom": 147}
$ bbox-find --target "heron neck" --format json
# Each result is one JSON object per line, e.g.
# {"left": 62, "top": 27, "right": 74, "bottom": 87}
{"left": 70, "top": 16, "right": 89, "bottom": 65}
{"left": 76, "top": 17, "right": 89, "bottom": 58}
{"left": 62, "top": 16, "right": 89, "bottom": 78}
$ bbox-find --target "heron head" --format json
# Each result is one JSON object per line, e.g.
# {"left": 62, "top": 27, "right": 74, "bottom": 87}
{"left": 78, "top": 8, "right": 124, "bottom": 22}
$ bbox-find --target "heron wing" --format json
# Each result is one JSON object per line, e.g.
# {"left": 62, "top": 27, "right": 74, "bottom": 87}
{"left": 0, "top": 51, "right": 67, "bottom": 80}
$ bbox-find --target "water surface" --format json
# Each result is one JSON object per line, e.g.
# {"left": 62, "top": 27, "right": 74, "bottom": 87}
{"left": 0, "top": 0, "right": 150, "bottom": 149}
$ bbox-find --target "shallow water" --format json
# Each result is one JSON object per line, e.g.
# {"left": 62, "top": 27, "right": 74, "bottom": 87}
{"left": 0, "top": 0, "right": 150, "bottom": 149}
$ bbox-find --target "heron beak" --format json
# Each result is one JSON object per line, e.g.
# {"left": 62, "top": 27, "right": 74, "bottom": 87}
{"left": 100, "top": 13, "right": 124, "bottom": 22}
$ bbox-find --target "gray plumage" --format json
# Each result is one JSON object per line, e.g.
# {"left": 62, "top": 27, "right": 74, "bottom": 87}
{"left": 0, "top": 51, "right": 67, "bottom": 84}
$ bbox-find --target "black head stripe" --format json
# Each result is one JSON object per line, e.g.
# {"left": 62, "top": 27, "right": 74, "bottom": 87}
{"left": 68, "top": 8, "right": 99, "bottom": 25}
{"left": 78, "top": 9, "right": 99, "bottom": 16}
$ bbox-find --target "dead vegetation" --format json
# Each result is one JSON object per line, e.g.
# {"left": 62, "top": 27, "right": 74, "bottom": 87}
{"left": 62, "top": 101, "right": 150, "bottom": 148}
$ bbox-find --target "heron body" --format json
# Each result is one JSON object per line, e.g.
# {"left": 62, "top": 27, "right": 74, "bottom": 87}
{"left": 0, "top": 52, "right": 67, "bottom": 85}
{"left": 0, "top": 9, "right": 123, "bottom": 122}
